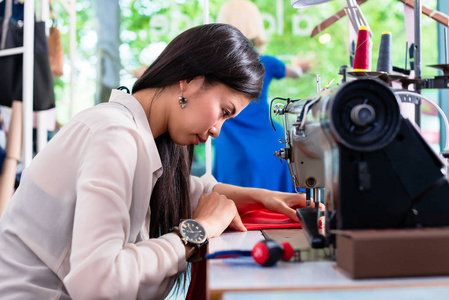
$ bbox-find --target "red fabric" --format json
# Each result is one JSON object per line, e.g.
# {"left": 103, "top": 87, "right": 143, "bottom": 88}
{"left": 240, "top": 209, "right": 302, "bottom": 230}
{"left": 186, "top": 247, "right": 207, "bottom": 300}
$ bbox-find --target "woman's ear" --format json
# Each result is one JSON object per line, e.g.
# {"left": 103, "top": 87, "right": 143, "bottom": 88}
{"left": 179, "top": 76, "right": 206, "bottom": 94}
{"left": 179, "top": 80, "right": 187, "bottom": 93}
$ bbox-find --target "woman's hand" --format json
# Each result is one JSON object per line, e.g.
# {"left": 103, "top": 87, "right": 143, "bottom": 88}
{"left": 213, "top": 183, "right": 325, "bottom": 223}
{"left": 193, "top": 192, "right": 247, "bottom": 239}
{"left": 259, "top": 190, "right": 324, "bottom": 222}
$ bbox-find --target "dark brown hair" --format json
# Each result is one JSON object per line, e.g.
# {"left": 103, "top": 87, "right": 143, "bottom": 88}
{"left": 133, "top": 23, "right": 264, "bottom": 239}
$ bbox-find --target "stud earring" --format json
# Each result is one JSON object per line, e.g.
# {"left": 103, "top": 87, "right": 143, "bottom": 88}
{"left": 179, "top": 95, "right": 188, "bottom": 109}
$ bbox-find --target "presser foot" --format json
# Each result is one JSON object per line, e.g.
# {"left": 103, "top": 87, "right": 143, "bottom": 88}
{"left": 296, "top": 207, "right": 326, "bottom": 249}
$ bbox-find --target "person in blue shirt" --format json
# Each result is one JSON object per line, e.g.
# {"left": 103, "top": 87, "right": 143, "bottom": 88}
{"left": 214, "top": 0, "right": 310, "bottom": 192}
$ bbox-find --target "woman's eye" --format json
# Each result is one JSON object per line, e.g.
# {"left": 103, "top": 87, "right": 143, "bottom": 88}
{"left": 222, "top": 109, "right": 230, "bottom": 118}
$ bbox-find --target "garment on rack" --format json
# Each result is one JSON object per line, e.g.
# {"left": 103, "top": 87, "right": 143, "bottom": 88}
{"left": 0, "top": 0, "right": 23, "bottom": 22}
{"left": 48, "top": 24, "right": 63, "bottom": 78}
{"left": 0, "top": 0, "right": 55, "bottom": 111}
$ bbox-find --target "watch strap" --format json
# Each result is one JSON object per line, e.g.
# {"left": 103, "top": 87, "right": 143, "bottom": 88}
{"left": 187, "top": 240, "right": 208, "bottom": 263}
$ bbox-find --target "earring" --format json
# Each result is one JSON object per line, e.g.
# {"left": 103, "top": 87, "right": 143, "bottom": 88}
{"left": 179, "top": 95, "right": 188, "bottom": 109}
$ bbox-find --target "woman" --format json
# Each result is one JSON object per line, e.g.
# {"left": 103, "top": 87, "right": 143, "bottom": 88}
{"left": 0, "top": 24, "right": 309, "bottom": 299}
{"left": 214, "top": 0, "right": 310, "bottom": 193}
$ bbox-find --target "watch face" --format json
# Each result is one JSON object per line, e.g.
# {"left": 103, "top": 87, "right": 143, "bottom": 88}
{"left": 180, "top": 220, "right": 206, "bottom": 244}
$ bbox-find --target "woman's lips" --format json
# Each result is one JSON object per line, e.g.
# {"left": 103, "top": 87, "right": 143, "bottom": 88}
{"left": 195, "top": 135, "right": 207, "bottom": 145}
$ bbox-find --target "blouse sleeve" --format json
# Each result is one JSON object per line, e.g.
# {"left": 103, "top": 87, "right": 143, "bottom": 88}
{"left": 189, "top": 173, "right": 218, "bottom": 214}
{"left": 63, "top": 123, "right": 186, "bottom": 300}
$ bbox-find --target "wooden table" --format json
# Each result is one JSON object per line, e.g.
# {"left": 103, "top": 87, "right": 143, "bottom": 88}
{"left": 207, "top": 229, "right": 449, "bottom": 300}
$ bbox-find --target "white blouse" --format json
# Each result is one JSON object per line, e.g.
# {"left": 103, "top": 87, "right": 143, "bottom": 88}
{"left": 0, "top": 89, "right": 217, "bottom": 299}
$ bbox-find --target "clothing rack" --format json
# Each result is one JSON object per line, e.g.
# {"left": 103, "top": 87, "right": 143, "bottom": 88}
{"left": 0, "top": 0, "right": 76, "bottom": 166}
{"left": 36, "top": 0, "right": 76, "bottom": 153}
{"left": 0, "top": 0, "right": 76, "bottom": 216}
{"left": 0, "top": 0, "right": 34, "bottom": 215}
{"left": 0, "top": 0, "right": 34, "bottom": 166}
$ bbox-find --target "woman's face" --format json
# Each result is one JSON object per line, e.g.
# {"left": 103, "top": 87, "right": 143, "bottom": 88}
{"left": 169, "top": 78, "right": 251, "bottom": 146}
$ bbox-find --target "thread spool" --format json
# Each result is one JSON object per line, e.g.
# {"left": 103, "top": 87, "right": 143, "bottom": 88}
{"left": 353, "top": 26, "right": 370, "bottom": 72}
{"left": 251, "top": 240, "right": 294, "bottom": 267}
{"left": 377, "top": 32, "right": 393, "bottom": 73}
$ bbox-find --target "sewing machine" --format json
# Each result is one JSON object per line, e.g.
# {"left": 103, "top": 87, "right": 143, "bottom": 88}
{"left": 273, "top": 78, "right": 449, "bottom": 249}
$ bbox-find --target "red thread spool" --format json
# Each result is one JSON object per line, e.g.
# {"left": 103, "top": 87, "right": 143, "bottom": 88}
{"left": 353, "top": 26, "right": 370, "bottom": 71}
{"left": 252, "top": 240, "right": 294, "bottom": 267}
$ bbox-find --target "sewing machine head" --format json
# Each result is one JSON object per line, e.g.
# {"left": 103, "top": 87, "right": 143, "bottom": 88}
{"left": 274, "top": 78, "right": 449, "bottom": 247}
{"left": 275, "top": 78, "right": 401, "bottom": 189}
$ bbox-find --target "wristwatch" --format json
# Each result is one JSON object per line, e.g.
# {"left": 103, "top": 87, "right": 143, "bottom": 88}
{"left": 172, "top": 219, "right": 208, "bottom": 262}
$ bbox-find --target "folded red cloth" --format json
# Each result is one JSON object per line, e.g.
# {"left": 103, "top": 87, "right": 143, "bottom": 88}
{"left": 240, "top": 209, "right": 302, "bottom": 230}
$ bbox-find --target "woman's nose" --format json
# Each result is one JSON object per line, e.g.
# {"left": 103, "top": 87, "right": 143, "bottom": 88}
{"left": 209, "top": 117, "right": 227, "bottom": 138}
{"left": 209, "top": 122, "right": 223, "bottom": 138}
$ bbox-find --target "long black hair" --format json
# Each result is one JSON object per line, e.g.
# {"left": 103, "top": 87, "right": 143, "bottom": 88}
{"left": 132, "top": 23, "right": 264, "bottom": 239}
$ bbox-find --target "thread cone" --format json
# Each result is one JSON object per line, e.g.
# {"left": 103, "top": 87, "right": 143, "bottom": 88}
{"left": 353, "top": 26, "right": 370, "bottom": 71}
{"left": 377, "top": 32, "right": 393, "bottom": 73}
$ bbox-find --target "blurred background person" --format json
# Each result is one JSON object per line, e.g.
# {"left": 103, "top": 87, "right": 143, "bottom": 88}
{"left": 213, "top": 0, "right": 311, "bottom": 192}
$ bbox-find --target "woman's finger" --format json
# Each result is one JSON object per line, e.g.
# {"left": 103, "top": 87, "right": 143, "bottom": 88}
{"left": 229, "top": 209, "right": 247, "bottom": 232}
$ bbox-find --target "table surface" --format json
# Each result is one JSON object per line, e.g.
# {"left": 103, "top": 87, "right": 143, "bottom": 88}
{"left": 207, "top": 229, "right": 449, "bottom": 300}
{"left": 221, "top": 287, "right": 449, "bottom": 300}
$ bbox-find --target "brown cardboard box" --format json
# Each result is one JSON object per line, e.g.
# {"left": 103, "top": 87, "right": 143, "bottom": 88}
{"left": 334, "top": 227, "right": 449, "bottom": 279}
